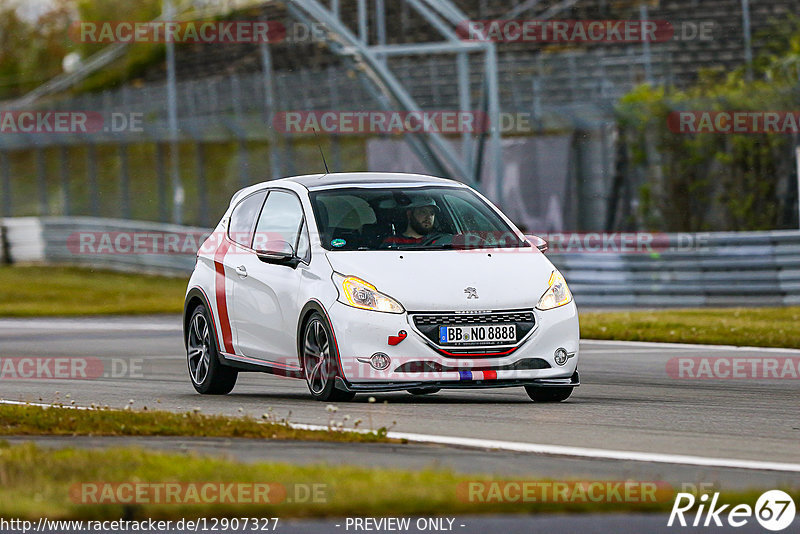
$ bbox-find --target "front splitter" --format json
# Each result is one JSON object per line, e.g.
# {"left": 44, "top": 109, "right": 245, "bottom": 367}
{"left": 334, "top": 371, "right": 580, "bottom": 392}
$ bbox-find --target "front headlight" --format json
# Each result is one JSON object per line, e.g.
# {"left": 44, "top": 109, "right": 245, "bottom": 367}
{"left": 333, "top": 273, "right": 404, "bottom": 313}
{"left": 536, "top": 270, "right": 573, "bottom": 310}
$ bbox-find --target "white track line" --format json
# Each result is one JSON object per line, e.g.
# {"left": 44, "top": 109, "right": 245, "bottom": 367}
{"left": 0, "top": 399, "right": 93, "bottom": 410}
{"left": 291, "top": 424, "right": 800, "bottom": 473}
{"left": 3, "top": 399, "right": 799, "bottom": 474}
{"left": 0, "top": 320, "right": 180, "bottom": 331}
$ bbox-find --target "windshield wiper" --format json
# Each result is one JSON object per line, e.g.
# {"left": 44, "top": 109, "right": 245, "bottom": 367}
{"left": 404, "top": 244, "right": 454, "bottom": 251}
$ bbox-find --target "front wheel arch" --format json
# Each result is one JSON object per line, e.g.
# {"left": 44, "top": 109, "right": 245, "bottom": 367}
{"left": 296, "top": 300, "right": 350, "bottom": 388}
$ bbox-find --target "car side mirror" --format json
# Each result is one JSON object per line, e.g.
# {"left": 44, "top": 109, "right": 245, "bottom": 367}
{"left": 526, "top": 235, "right": 548, "bottom": 254}
{"left": 256, "top": 240, "right": 301, "bottom": 268}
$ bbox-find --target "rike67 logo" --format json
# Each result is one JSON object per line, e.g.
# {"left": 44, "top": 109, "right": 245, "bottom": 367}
{"left": 668, "top": 490, "right": 796, "bottom": 531}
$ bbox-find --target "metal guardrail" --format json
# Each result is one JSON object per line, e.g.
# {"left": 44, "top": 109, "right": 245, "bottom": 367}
{"left": 1, "top": 217, "right": 203, "bottom": 277}
{"left": 2, "top": 217, "right": 800, "bottom": 307}
{"left": 548, "top": 231, "right": 800, "bottom": 307}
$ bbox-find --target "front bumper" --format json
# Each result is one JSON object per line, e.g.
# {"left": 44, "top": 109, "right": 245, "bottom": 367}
{"left": 326, "top": 300, "right": 580, "bottom": 389}
{"left": 335, "top": 371, "right": 580, "bottom": 392}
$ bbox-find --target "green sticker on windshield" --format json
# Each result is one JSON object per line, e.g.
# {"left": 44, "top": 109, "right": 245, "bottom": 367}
{"left": 331, "top": 238, "right": 346, "bottom": 248}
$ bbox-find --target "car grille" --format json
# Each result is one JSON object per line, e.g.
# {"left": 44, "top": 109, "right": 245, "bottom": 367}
{"left": 413, "top": 311, "right": 533, "bottom": 326}
{"left": 410, "top": 310, "right": 536, "bottom": 351}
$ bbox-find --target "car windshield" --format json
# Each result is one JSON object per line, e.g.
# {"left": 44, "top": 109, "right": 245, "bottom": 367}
{"left": 309, "top": 186, "right": 530, "bottom": 251}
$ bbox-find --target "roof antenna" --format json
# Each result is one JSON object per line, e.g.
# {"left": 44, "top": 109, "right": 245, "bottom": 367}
{"left": 312, "top": 127, "right": 330, "bottom": 175}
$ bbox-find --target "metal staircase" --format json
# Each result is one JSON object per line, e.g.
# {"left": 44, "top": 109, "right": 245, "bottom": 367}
{"left": 285, "top": 0, "right": 502, "bottom": 194}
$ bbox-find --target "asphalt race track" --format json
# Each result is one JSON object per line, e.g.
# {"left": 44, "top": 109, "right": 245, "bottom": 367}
{"left": 2, "top": 315, "right": 800, "bottom": 533}
{"left": 1, "top": 315, "right": 799, "bottom": 489}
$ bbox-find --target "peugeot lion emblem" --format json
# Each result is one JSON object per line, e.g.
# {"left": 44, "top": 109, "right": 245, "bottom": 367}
{"left": 464, "top": 287, "right": 479, "bottom": 299}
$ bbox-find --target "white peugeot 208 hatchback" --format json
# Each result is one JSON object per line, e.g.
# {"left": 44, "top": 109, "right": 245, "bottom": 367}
{"left": 183, "top": 172, "right": 579, "bottom": 402}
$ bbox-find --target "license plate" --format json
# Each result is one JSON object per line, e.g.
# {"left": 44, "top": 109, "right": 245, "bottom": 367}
{"left": 438, "top": 324, "right": 516, "bottom": 344}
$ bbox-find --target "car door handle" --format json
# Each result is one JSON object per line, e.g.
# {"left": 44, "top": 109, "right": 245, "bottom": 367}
{"left": 235, "top": 265, "right": 247, "bottom": 278}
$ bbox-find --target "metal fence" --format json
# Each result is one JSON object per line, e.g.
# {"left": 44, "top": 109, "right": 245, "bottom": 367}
{"left": 0, "top": 42, "right": 661, "bottom": 231}
{"left": 4, "top": 216, "right": 800, "bottom": 307}
{"left": 3, "top": 47, "right": 666, "bottom": 148}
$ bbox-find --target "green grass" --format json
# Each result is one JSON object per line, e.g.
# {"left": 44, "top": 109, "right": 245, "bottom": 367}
{"left": 0, "top": 266, "right": 185, "bottom": 316}
{"left": 0, "top": 404, "right": 391, "bottom": 443}
{"left": 3, "top": 441, "right": 787, "bottom": 520}
{"left": 0, "top": 408, "right": 794, "bottom": 519}
{"left": 580, "top": 307, "right": 800, "bottom": 349}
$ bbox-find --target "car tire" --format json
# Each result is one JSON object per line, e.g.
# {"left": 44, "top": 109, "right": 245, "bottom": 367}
{"left": 186, "top": 304, "right": 238, "bottom": 394}
{"left": 407, "top": 388, "right": 441, "bottom": 395}
{"left": 524, "top": 386, "right": 573, "bottom": 403}
{"left": 301, "top": 312, "right": 355, "bottom": 402}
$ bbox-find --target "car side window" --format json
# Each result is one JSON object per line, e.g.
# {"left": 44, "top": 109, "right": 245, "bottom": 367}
{"left": 296, "top": 222, "right": 310, "bottom": 262}
{"left": 253, "top": 190, "right": 306, "bottom": 259}
{"left": 228, "top": 190, "right": 267, "bottom": 246}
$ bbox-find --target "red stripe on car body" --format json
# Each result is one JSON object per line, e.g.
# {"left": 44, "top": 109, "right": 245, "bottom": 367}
{"left": 213, "top": 238, "right": 235, "bottom": 354}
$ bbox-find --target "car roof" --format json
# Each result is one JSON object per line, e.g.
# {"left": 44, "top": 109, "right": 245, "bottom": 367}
{"left": 228, "top": 172, "right": 465, "bottom": 207}
{"left": 281, "top": 172, "right": 461, "bottom": 189}
{"left": 288, "top": 171, "right": 461, "bottom": 190}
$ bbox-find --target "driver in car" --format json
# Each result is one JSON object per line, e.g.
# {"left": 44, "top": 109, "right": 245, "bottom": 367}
{"left": 382, "top": 197, "right": 441, "bottom": 247}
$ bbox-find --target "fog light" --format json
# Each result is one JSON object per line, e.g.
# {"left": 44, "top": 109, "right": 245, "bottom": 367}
{"left": 369, "top": 352, "right": 391, "bottom": 370}
{"left": 554, "top": 348, "right": 569, "bottom": 366}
